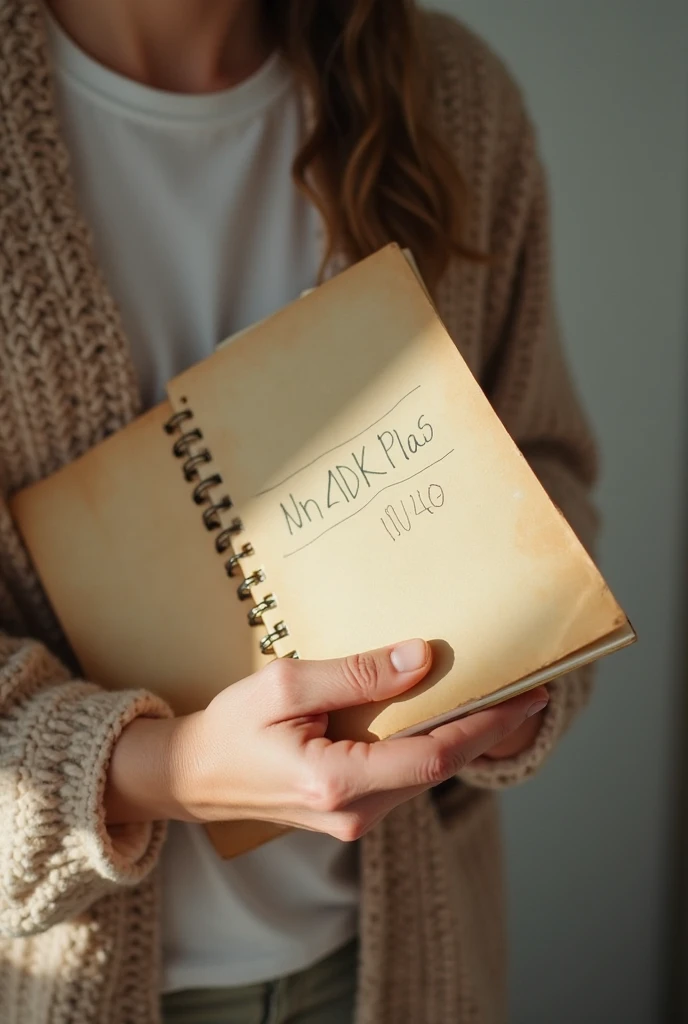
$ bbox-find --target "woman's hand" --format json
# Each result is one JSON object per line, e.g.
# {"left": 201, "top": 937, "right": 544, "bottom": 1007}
{"left": 105, "top": 640, "right": 548, "bottom": 841}
{"left": 483, "top": 702, "right": 548, "bottom": 759}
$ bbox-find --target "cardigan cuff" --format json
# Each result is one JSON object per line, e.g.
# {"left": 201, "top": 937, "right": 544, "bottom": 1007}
{"left": 1, "top": 649, "right": 174, "bottom": 935}
{"left": 76, "top": 688, "right": 174, "bottom": 884}
{"left": 458, "top": 676, "right": 571, "bottom": 789}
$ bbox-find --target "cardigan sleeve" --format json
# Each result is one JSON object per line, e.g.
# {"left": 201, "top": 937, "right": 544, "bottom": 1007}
{"left": 458, "top": 61, "right": 600, "bottom": 790}
{"left": 0, "top": 614, "right": 172, "bottom": 938}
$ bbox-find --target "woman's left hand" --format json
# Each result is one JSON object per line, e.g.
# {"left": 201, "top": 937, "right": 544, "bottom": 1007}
{"left": 482, "top": 697, "right": 547, "bottom": 759}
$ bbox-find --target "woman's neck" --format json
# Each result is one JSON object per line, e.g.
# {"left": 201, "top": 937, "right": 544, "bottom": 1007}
{"left": 46, "top": 0, "right": 270, "bottom": 93}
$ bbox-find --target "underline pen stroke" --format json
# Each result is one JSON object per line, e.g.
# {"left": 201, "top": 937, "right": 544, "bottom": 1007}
{"left": 283, "top": 448, "right": 455, "bottom": 558}
{"left": 255, "top": 385, "right": 422, "bottom": 497}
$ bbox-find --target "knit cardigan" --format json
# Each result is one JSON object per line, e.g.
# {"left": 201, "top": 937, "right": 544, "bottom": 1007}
{"left": 0, "top": 4, "right": 600, "bottom": 1023}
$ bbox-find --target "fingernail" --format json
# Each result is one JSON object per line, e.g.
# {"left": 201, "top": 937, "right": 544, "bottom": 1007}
{"left": 390, "top": 639, "right": 428, "bottom": 673}
{"left": 527, "top": 700, "right": 549, "bottom": 718}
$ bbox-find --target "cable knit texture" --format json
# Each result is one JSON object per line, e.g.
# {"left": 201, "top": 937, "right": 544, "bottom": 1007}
{"left": 0, "top": 3, "right": 598, "bottom": 1022}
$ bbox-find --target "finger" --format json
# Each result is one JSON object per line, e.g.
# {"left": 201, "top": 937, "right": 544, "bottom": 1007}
{"left": 341, "top": 782, "right": 429, "bottom": 825}
{"left": 482, "top": 710, "right": 544, "bottom": 759}
{"left": 426, "top": 686, "right": 549, "bottom": 753}
{"left": 307, "top": 688, "right": 549, "bottom": 806}
{"left": 315, "top": 785, "right": 430, "bottom": 842}
{"left": 264, "top": 639, "right": 432, "bottom": 720}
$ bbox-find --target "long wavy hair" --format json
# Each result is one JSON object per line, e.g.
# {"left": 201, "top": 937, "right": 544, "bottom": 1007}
{"left": 264, "top": 0, "right": 480, "bottom": 291}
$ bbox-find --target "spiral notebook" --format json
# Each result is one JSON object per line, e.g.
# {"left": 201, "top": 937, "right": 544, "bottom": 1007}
{"left": 10, "top": 244, "right": 635, "bottom": 857}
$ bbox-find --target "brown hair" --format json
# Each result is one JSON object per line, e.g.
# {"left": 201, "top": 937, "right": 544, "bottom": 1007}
{"left": 264, "top": 0, "right": 480, "bottom": 290}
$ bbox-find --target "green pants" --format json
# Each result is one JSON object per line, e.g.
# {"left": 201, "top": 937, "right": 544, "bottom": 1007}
{"left": 160, "top": 939, "right": 357, "bottom": 1024}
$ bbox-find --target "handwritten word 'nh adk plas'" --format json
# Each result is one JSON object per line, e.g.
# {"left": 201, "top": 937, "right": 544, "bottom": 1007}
{"left": 280, "top": 414, "right": 434, "bottom": 536}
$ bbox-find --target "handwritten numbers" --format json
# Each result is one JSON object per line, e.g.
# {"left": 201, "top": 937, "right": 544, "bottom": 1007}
{"left": 381, "top": 483, "right": 445, "bottom": 541}
{"left": 428, "top": 483, "right": 445, "bottom": 508}
{"left": 385, "top": 501, "right": 411, "bottom": 535}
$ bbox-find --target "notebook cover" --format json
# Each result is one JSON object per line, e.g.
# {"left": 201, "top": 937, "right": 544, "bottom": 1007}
{"left": 165, "top": 243, "right": 632, "bottom": 740}
{"left": 10, "top": 243, "right": 634, "bottom": 856}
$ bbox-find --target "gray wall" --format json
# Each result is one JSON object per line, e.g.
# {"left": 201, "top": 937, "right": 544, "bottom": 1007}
{"left": 425, "top": 1, "right": 688, "bottom": 1021}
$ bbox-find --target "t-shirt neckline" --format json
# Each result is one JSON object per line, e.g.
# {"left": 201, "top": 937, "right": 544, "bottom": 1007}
{"left": 45, "top": 6, "right": 292, "bottom": 128}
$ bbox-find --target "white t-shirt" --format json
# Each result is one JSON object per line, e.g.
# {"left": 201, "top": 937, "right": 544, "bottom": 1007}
{"left": 46, "top": 12, "right": 359, "bottom": 993}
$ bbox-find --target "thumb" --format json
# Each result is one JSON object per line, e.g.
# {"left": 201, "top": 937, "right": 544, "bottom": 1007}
{"left": 267, "top": 639, "right": 432, "bottom": 721}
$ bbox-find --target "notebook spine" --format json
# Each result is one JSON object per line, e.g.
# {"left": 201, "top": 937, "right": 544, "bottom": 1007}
{"left": 164, "top": 408, "right": 297, "bottom": 659}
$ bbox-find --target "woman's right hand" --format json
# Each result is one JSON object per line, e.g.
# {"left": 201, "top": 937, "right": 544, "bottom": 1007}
{"left": 105, "top": 639, "right": 548, "bottom": 841}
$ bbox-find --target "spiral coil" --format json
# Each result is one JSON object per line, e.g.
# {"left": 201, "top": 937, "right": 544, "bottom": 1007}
{"left": 164, "top": 406, "right": 296, "bottom": 657}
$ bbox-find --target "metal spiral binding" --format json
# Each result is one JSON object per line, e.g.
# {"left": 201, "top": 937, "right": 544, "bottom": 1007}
{"left": 164, "top": 405, "right": 297, "bottom": 657}
{"left": 238, "top": 570, "right": 266, "bottom": 599}
{"left": 260, "top": 622, "right": 290, "bottom": 654}
{"left": 248, "top": 596, "right": 277, "bottom": 626}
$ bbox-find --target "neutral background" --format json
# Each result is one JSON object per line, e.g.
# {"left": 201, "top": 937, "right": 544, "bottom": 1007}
{"left": 425, "top": 1, "right": 688, "bottom": 1022}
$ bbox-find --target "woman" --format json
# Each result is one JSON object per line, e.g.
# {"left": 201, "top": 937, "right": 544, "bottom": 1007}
{"left": 0, "top": 1, "right": 598, "bottom": 1022}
